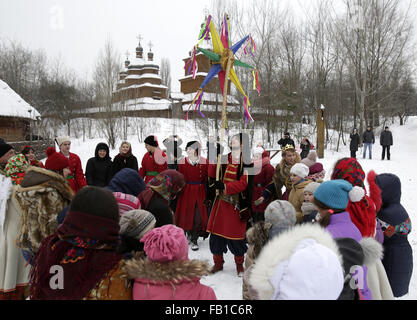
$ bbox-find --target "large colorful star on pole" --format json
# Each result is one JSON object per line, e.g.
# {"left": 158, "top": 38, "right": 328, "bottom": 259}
{"left": 184, "top": 14, "right": 260, "bottom": 124}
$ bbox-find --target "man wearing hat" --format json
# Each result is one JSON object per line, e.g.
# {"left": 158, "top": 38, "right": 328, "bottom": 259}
{"left": 56, "top": 136, "right": 87, "bottom": 193}
{"left": 278, "top": 132, "right": 295, "bottom": 149}
{"left": 139, "top": 135, "right": 168, "bottom": 184}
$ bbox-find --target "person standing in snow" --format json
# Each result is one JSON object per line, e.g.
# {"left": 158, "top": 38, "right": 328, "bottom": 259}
{"left": 373, "top": 172, "right": 413, "bottom": 298}
{"left": 56, "top": 136, "right": 87, "bottom": 193}
{"left": 288, "top": 163, "right": 312, "bottom": 223}
{"left": 255, "top": 144, "right": 301, "bottom": 204}
{"left": 85, "top": 142, "right": 113, "bottom": 187}
{"left": 349, "top": 128, "right": 360, "bottom": 159}
{"left": 380, "top": 126, "right": 393, "bottom": 161}
{"left": 111, "top": 141, "right": 139, "bottom": 179}
{"left": 0, "top": 152, "right": 30, "bottom": 300}
{"left": 314, "top": 179, "right": 394, "bottom": 300}
{"left": 278, "top": 132, "right": 295, "bottom": 149}
{"left": 299, "top": 137, "right": 312, "bottom": 159}
{"left": 138, "top": 136, "right": 167, "bottom": 184}
{"left": 251, "top": 147, "right": 274, "bottom": 223}
{"left": 206, "top": 133, "right": 254, "bottom": 276}
{"left": 362, "top": 126, "right": 375, "bottom": 159}
{"left": 175, "top": 141, "right": 209, "bottom": 251}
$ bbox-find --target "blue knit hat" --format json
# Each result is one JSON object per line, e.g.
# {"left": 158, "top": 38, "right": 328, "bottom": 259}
{"left": 314, "top": 179, "right": 364, "bottom": 210}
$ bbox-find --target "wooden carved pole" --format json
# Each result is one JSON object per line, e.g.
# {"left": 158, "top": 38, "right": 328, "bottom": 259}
{"left": 216, "top": 49, "right": 234, "bottom": 195}
{"left": 317, "top": 104, "right": 325, "bottom": 159}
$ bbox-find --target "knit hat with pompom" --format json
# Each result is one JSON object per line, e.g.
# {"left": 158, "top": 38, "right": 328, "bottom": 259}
{"left": 44, "top": 147, "right": 69, "bottom": 172}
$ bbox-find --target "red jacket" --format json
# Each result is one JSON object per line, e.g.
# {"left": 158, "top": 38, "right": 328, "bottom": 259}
{"left": 206, "top": 156, "right": 248, "bottom": 240}
{"left": 175, "top": 157, "right": 209, "bottom": 231}
{"left": 64, "top": 152, "right": 87, "bottom": 193}
{"left": 252, "top": 152, "right": 274, "bottom": 213}
{"left": 139, "top": 148, "right": 168, "bottom": 184}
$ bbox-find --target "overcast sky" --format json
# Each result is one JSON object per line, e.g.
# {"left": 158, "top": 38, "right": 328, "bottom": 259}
{"left": 1, "top": 0, "right": 415, "bottom": 92}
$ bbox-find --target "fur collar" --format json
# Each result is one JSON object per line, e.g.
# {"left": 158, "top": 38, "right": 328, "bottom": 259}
{"left": 124, "top": 252, "right": 211, "bottom": 283}
{"left": 248, "top": 224, "right": 343, "bottom": 300}
{"left": 17, "top": 166, "right": 74, "bottom": 201}
{"left": 359, "top": 237, "right": 383, "bottom": 266}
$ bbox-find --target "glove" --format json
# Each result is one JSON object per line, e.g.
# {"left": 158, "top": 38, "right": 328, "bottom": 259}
{"left": 239, "top": 209, "right": 251, "bottom": 222}
{"left": 254, "top": 197, "right": 264, "bottom": 206}
{"left": 214, "top": 181, "right": 225, "bottom": 191}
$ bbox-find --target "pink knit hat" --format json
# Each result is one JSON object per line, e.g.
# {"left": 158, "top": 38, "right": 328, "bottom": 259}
{"left": 113, "top": 192, "right": 141, "bottom": 215}
{"left": 141, "top": 224, "right": 188, "bottom": 263}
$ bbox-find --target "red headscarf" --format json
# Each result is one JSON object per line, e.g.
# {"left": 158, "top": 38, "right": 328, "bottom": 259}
{"left": 29, "top": 211, "right": 122, "bottom": 300}
{"left": 331, "top": 158, "right": 377, "bottom": 237}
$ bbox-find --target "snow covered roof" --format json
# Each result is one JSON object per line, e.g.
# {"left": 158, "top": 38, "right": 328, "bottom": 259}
{"left": 178, "top": 72, "right": 209, "bottom": 81}
{"left": 125, "top": 73, "right": 161, "bottom": 80}
{"left": 170, "top": 92, "right": 185, "bottom": 100}
{"left": 83, "top": 97, "right": 172, "bottom": 113}
{"left": 0, "top": 79, "right": 41, "bottom": 119}
{"left": 182, "top": 92, "right": 240, "bottom": 105}
{"left": 115, "top": 83, "right": 168, "bottom": 93}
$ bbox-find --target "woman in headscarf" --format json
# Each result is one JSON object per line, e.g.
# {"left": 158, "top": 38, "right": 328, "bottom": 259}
{"left": 29, "top": 186, "right": 131, "bottom": 300}
{"left": 85, "top": 142, "right": 112, "bottom": 187}
{"left": 138, "top": 169, "right": 185, "bottom": 228}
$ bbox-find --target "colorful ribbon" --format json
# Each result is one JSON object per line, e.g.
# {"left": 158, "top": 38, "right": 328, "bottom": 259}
{"left": 253, "top": 69, "right": 261, "bottom": 94}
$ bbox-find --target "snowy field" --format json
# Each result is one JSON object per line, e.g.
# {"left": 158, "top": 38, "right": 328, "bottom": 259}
{"left": 57, "top": 116, "right": 416, "bottom": 300}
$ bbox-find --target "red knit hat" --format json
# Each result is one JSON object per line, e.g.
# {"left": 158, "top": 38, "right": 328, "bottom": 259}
{"left": 45, "top": 147, "right": 69, "bottom": 171}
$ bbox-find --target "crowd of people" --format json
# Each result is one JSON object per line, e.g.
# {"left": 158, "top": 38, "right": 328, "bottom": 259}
{"left": 0, "top": 128, "right": 411, "bottom": 301}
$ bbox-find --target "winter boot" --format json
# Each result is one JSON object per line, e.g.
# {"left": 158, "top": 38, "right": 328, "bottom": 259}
{"left": 210, "top": 254, "right": 224, "bottom": 274}
{"left": 235, "top": 255, "right": 245, "bottom": 276}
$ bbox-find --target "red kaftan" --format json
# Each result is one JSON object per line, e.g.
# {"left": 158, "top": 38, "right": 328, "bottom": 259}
{"left": 206, "top": 157, "right": 248, "bottom": 240}
{"left": 139, "top": 148, "right": 168, "bottom": 184}
{"left": 175, "top": 157, "right": 209, "bottom": 231}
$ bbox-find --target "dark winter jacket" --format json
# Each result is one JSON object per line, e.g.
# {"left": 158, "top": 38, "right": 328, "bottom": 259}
{"left": 300, "top": 140, "right": 311, "bottom": 159}
{"left": 374, "top": 173, "right": 413, "bottom": 297}
{"left": 85, "top": 143, "right": 113, "bottom": 187}
{"left": 380, "top": 130, "right": 393, "bottom": 146}
{"left": 278, "top": 137, "right": 295, "bottom": 149}
{"left": 139, "top": 192, "right": 175, "bottom": 228}
{"left": 350, "top": 133, "right": 360, "bottom": 151}
{"left": 362, "top": 130, "right": 375, "bottom": 144}
{"left": 106, "top": 168, "right": 146, "bottom": 197}
{"left": 111, "top": 153, "right": 139, "bottom": 179}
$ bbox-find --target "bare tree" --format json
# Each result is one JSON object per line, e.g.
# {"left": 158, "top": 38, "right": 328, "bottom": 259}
{"left": 93, "top": 37, "right": 121, "bottom": 149}
{"left": 160, "top": 58, "right": 172, "bottom": 98}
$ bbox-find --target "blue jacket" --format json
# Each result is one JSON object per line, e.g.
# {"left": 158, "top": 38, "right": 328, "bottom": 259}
{"left": 375, "top": 173, "right": 413, "bottom": 297}
{"left": 106, "top": 168, "right": 146, "bottom": 197}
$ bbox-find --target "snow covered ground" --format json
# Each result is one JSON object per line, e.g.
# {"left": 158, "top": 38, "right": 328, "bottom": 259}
{"left": 59, "top": 116, "right": 416, "bottom": 300}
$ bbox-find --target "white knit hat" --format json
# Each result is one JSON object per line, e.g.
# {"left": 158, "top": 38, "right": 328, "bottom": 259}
{"left": 290, "top": 163, "right": 310, "bottom": 178}
{"left": 56, "top": 136, "right": 71, "bottom": 146}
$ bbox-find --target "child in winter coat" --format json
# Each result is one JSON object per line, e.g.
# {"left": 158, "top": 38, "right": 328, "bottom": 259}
{"left": 111, "top": 141, "right": 139, "bottom": 179}
{"left": 247, "top": 223, "right": 345, "bottom": 300}
{"left": 373, "top": 172, "right": 413, "bottom": 297}
{"left": 117, "top": 209, "right": 156, "bottom": 257}
{"left": 242, "top": 200, "right": 296, "bottom": 300}
{"left": 300, "top": 181, "right": 321, "bottom": 224}
{"left": 288, "top": 163, "right": 312, "bottom": 223}
{"left": 300, "top": 150, "right": 326, "bottom": 182}
{"left": 314, "top": 179, "right": 394, "bottom": 300}
{"left": 124, "top": 224, "right": 217, "bottom": 300}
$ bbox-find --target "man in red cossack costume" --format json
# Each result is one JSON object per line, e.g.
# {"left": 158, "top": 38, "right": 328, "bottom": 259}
{"left": 56, "top": 136, "right": 87, "bottom": 194}
{"left": 206, "top": 133, "right": 254, "bottom": 276}
{"left": 175, "top": 141, "right": 209, "bottom": 251}
{"left": 139, "top": 135, "right": 168, "bottom": 185}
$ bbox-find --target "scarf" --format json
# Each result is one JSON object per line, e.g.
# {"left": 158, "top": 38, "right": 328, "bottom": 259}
{"left": 331, "top": 158, "right": 376, "bottom": 237}
{"left": 148, "top": 170, "right": 185, "bottom": 202}
{"left": 29, "top": 210, "right": 122, "bottom": 300}
{"left": 5, "top": 153, "right": 29, "bottom": 185}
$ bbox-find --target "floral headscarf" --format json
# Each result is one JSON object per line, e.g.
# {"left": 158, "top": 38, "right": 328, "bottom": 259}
{"left": 5, "top": 153, "right": 29, "bottom": 185}
{"left": 149, "top": 170, "right": 185, "bottom": 201}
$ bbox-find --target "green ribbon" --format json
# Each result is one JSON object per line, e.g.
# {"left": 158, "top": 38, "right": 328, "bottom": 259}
{"left": 146, "top": 171, "right": 159, "bottom": 176}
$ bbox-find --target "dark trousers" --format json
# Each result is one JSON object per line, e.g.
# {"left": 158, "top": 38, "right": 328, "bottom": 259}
{"left": 209, "top": 234, "right": 247, "bottom": 257}
{"left": 350, "top": 150, "right": 357, "bottom": 158}
{"left": 382, "top": 146, "right": 391, "bottom": 160}
{"left": 188, "top": 205, "right": 203, "bottom": 243}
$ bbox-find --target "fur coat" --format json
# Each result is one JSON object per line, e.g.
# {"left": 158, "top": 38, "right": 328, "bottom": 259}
{"left": 124, "top": 252, "right": 216, "bottom": 300}
{"left": 13, "top": 166, "right": 74, "bottom": 254}
{"left": 271, "top": 153, "right": 302, "bottom": 199}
